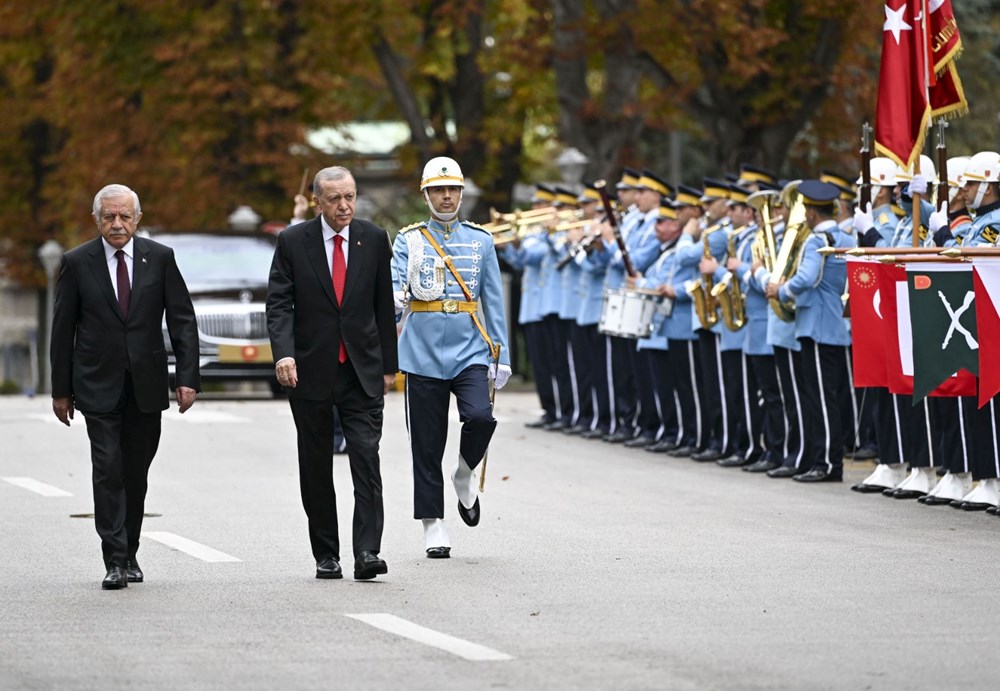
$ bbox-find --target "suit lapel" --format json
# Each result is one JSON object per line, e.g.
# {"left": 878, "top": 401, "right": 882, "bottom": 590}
{"left": 127, "top": 238, "right": 151, "bottom": 319}
{"left": 85, "top": 239, "right": 125, "bottom": 322}
{"left": 305, "top": 219, "right": 338, "bottom": 308}
{"left": 342, "top": 223, "right": 364, "bottom": 307}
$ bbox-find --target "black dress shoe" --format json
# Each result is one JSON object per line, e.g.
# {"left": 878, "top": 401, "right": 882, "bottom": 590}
{"left": 563, "top": 424, "right": 587, "bottom": 435}
{"left": 690, "top": 449, "right": 721, "bottom": 462}
{"left": 426, "top": 546, "right": 451, "bottom": 559}
{"left": 457, "top": 497, "right": 481, "bottom": 527}
{"left": 847, "top": 447, "right": 878, "bottom": 461}
{"left": 988, "top": 506, "right": 999, "bottom": 516}
{"left": 667, "top": 445, "right": 694, "bottom": 457}
{"left": 354, "top": 551, "right": 388, "bottom": 580}
{"left": 767, "top": 466, "right": 799, "bottom": 479}
{"left": 102, "top": 565, "right": 128, "bottom": 590}
{"left": 543, "top": 420, "right": 568, "bottom": 431}
{"left": 743, "top": 459, "right": 780, "bottom": 473}
{"left": 524, "top": 418, "right": 551, "bottom": 429}
{"left": 624, "top": 436, "right": 654, "bottom": 449}
{"left": 851, "top": 483, "right": 891, "bottom": 493}
{"left": 580, "top": 428, "right": 607, "bottom": 440}
{"left": 126, "top": 560, "right": 143, "bottom": 583}
{"left": 316, "top": 557, "right": 343, "bottom": 580}
{"left": 923, "top": 495, "right": 957, "bottom": 506}
{"left": 960, "top": 501, "right": 995, "bottom": 512}
{"left": 892, "top": 489, "right": 926, "bottom": 499}
{"left": 646, "top": 440, "right": 679, "bottom": 453}
{"left": 603, "top": 431, "right": 630, "bottom": 443}
{"left": 793, "top": 468, "right": 843, "bottom": 483}
{"left": 716, "top": 455, "right": 750, "bottom": 468}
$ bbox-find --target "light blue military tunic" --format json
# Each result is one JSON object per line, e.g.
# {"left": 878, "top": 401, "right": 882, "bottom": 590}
{"left": 889, "top": 193, "right": 935, "bottom": 247}
{"left": 752, "top": 222, "right": 800, "bottom": 352}
{"left": 575, "top": 229, "right": 608, "bottom": 327}
{"left": 392, "top": 218, "right": 511, "bottom": 379}
{"left": 502, "top": 228, "right": 548, "bottom": 325}
{"left": 635, "top": 241, "right": 680, "bottom": 352}
{"left": 778, "top": 219, "right": 850, "bottom": 346}
{"left": 730, "top": 225, "right": 772, "bottom": 356}
{"left": 590, "top": 207, "right": 650, "bottom": 291}
{"left": 714, "top": 224, "right": 756, "bottom": 352}
{"left": 675, "top": 217, "right": 732, "bottom": 335}
{"left": 964, "top": 200, "right": 1000, "bottom": 247}
{"left": 870, "top": 203, "right": 899, "bottom": 248}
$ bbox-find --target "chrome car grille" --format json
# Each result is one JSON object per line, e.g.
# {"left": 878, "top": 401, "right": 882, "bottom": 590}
{"left": 197, "top": 312, "right": 269, "bottom": 341}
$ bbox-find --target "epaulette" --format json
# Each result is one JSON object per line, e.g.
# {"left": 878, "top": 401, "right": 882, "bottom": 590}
{"left": 463, "top": 220, "right": 491, "bottom": 235}
{"left": 399, "top": 222, "right": 426, "bottom": 234}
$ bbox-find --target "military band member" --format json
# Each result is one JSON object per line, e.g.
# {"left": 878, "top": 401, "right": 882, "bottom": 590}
{"left": 765, "top": 180, "right": 849, "bottom": 482}
{"left": 676, "top": 179, "right": 732, "bottom": 461}
{"left": 392, "top": 156, "right": 511, "bottom": 558}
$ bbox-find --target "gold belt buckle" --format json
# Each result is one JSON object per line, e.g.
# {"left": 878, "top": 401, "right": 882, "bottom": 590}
{"left": 442, "top": 299, "right": 459, "bottom": 314}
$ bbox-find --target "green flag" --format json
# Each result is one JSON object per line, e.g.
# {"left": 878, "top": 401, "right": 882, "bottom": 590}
{"left": 907, "top": 265, "right": 978, "bottom": 403}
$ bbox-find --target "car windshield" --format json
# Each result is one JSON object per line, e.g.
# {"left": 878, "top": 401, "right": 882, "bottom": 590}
{"left": 153, "top": 233, "right": 274, "bottom": 289}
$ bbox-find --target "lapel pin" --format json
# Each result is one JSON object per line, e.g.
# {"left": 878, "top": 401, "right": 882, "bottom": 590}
{"left": 142, "top": 257, "right": 147, "bottom": 264}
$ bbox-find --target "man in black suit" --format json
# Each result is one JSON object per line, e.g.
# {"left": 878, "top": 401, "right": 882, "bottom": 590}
{"left": 50, "top": 184, "right": 200, "bottom": 590}
{"left": 267, "top": 166, "right": 398, "bottom": 581}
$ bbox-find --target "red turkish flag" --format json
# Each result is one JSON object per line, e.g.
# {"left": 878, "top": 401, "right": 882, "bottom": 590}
{"left": 974, "top": 263, "right": 1000, "bottom": 407}
{"left": 929, "top": 59, "right": 968, "bottom": 119}
{"left": 847, "top": 259, "right": 888, "bottom": 387}
{"left": 875, "top": 0, "right": 930, "bottom": 170}
{"left": 928, "top": 0, "right": 962, "bottom": 74}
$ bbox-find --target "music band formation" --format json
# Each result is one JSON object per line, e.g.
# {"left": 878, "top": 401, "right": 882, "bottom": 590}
{"left": 503, "top": 152, "right": 1000, "bottom": 510}
{"left": 52, "top": 147, "right": 1000, "bottom": 591}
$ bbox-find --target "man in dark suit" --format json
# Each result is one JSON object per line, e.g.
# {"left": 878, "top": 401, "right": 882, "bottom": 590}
{"left": 266, "top": 166, "right": 398, "bottom": 581}
{"left": 50, "top": 183, "right": 200, "bottom": 590}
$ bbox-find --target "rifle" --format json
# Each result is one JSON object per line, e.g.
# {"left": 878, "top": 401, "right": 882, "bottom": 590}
{"left": 936, "top": 119, "right": 949, "bottom": 207}
{"left": 594, "top": 180, "right": 637, "bottom": 278}
{"left": 859, "top": 122, "right": 873, "bottom": 211}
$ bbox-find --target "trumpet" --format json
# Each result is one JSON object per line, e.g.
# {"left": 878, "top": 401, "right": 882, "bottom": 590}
{"left": 486, "top": 206, "right": 580, "bottom": 228}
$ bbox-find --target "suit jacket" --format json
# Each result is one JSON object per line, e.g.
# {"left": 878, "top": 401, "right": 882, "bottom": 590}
{"left": 50, "top": 236, "right": 200, "bottom": 414}
{"left": 266, "top": 217, "right": 398, "bottom": 400}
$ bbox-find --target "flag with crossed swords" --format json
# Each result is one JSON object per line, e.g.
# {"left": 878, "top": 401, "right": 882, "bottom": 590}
{"left": 907, "top": 264, "right": 979, "bottom": 402}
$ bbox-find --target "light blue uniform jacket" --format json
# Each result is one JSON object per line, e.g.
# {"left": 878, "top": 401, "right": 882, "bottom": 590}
{"left": 392, "top": 218, "right": 510, "bottom": 378}
{"left": 778, "top": 219, "right": 850, "bottom": 346}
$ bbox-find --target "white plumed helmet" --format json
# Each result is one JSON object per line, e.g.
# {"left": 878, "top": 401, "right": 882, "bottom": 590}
{"left": 896, "top": 154, "right": 936, "bottom": 182}
{"left": 420, "top": 156, "right": 465, "bottom": 190}
{"left": 946, "top": 156, "right": 970, "bottom": 187}
{"left": 962, "top": 151, "right": 1000, "bottom": 184}
{"left": 858, "top": 157, "right": 898, "bottom": 187}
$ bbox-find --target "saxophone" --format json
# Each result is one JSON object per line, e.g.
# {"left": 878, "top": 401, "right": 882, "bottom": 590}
{"left": 712, "top": 225, "right": 748, "bottom": 331}
{"left": 685, "top": 221, "right": 726, "bottom": 329}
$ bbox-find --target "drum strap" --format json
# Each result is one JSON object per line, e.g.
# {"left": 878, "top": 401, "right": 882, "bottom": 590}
{"left": 419, "top": 227, "right": 501, "bottom": 360}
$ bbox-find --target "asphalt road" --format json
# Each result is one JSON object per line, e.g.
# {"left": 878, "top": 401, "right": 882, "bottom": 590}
{"left": 2, "top": 391, "right": 999, "bottom": 690}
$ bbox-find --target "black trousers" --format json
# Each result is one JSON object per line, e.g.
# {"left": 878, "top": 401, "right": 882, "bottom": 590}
{"left": 886, "top": 393, "right": 931, "bottom": 468}
{"left": 697, "top": 330, "right": 723, "bottom": 452}
{"left": 523, "top": 321, "right": 556, "bottom": 422}
{"left": 747, "top": 354, "right": 782, "bottom": 463}
{"left": 289, "top": 359, "right": 385, "bottom": 563}
{"left": 584, "top": 326, "right": 612, "bottom": 433}
{"left": 932, "top": 397, "right": 968, "bottom": 474}
{"left": 568, "top": 322, "right": 594, "bottom": 427}
{"left": 668, "top": 339, "right": 704, "bottom": 449}
{"left": 720, "top": 349, "right": 745, "bottom": 457}
{"left": 608, "top": 334, "right": 638, "bottom": 434}
{"left": 874, "top": 388, "right": 901, "bottom": 466}
{"left": 647, "top": 349, "right": 678, "bottom": 443}
{"left": 773, "top": 346, "right": 806, "bottom": 470}
{"left": 965, "top": 397, "right": 1000, "bottom": 481}
{"left": 635, "top": 348, "right": 660, "bottom": 440}
{"left": 405, "top": 365, "right": 497, "bottom": 519}
{"left": 797, "top": 339, "right": 846, "bottom": 474}
{"left": 82, "top": 373, "right": 161, "bottom": 570}
{"left": 543, "top": 315, "right": 575, "bottom": 424}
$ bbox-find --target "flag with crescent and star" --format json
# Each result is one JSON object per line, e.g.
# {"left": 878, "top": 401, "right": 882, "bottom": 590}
{"left": 876, "top": 0, "right": 930, "bottom": 170}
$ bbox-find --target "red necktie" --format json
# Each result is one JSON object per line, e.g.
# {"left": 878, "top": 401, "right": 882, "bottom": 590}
{"left": 332, "top": 235, "right": 347, "bottom": 363}
{"left": 115, "top": 249, "right": 130, "bottom": 319}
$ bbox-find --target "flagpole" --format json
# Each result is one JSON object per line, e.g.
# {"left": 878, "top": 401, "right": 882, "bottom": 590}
{"left": 912, "top": 0, "right": 932, "bottom": 249}
{"left": 877, "top": 255, "right": 967, "bottom": 264}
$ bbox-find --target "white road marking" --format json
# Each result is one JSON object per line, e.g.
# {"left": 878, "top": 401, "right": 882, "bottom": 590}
{"left": 345, "top": 613, "right": 513, "bottom": 661}
{"left": 143, "top": 531, "right": 241, "bottom": 562}
{"left": 162, "top": 410, "right": 250, "bottom": 424}
{"left": 2, "top": 477, "right": 73, "bottom": 497}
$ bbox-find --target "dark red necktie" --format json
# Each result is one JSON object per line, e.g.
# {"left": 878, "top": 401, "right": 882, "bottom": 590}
{"left": 115, "top": 249, "right": 130, "bottom": 319}
{"left": 332, "top": 235, "right": 347, "bottom": 363}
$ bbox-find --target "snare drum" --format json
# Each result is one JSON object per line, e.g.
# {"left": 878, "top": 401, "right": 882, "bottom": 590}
{"left": 598, "top": 288, "right": 662, "bottom": 339}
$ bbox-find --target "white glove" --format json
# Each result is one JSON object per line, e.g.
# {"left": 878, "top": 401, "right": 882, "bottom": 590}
{"left": 488, "top": 363, "right": 512, "bottom": 390}
{"left": 928, "top": 202, "right": 948, "bottom": 233}
{"left": 909, "top": 173, "right": 928, "bottom": 196}
{"left": 852, "top": 202, "right": 874, "bottom": 233}
{"left": 393, "top": 290, "right": 408, "bottom": 312}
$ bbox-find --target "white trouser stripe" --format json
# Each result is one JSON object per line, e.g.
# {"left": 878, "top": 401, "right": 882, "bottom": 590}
{"left": 813, "top": 345, "right": 833, "bottom": 471}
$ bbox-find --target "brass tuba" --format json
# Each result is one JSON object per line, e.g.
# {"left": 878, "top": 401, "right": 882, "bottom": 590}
{"left": 685, "top": 220, "right": 727, "bottom": 329}
{"left": 711, "top": 225, "right": 748, "bottom": 331}
{"left": 767, "top": 181, "right": 810, "bottom": 322}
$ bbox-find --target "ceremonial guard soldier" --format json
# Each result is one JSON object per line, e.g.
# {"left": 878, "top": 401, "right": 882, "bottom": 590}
{"left": 392, "top": 157, "right": 511, "bottom": 558}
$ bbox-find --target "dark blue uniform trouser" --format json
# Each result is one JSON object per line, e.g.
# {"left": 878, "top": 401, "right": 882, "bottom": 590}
{"left": 797, "top": 338, "right": 847, "bottom": 475}
{"left": 405, "top": 365, "right": 497, "bottom": 519}
{"left": 523, "top": 321, "right": 556, "bottom": 421}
